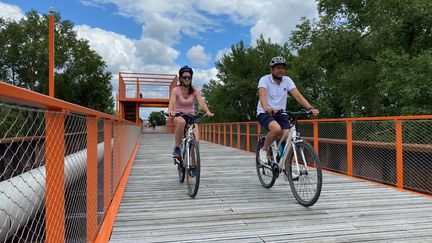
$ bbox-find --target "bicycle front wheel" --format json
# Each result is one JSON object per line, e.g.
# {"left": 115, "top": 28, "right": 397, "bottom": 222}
{"left": 177, "top": 158, "right": 185, "bottom": 183}
{"left": 186, "top": 141, "right": 200, "bottom": 198}
{"left": 286, "top": 141, "right": 322, "bottom": 207}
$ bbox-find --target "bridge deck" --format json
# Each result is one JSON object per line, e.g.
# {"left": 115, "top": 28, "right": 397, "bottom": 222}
{"left": 109, "top": 133, "right": 432, "bottom": 242}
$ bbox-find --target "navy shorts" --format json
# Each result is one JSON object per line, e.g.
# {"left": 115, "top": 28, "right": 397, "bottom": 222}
{"left": 257, "top": 112, "right": 290, "bottom": 131}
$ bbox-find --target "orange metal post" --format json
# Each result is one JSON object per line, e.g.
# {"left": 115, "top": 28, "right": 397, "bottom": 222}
{"left": 213, "top": 124, "right": 216, "bottom": 143}
{"left": 135, "top": 102, "right": 139, "bottom": 123}
{"left": 257, "top": 123, "right": 261, "bottom": 137}
{"left": 86, "top": 117, "right": 98, "bottom": 241}
{"left": 230, "top": 124, "right": 233, "bottom": 147}
{"left": 136, "top": 78, "right": 140, "bottom": 98}
{"left": 218, "top": 124, "right": 221, "bottom": 144}
{"left": 104, "top": 119, "right": 112, "bottom": 212}
{"left": 223, "top": 124, "right": 226, "bottom": 146}
{"left": 396, "top": 120, "right": 404, "bottom": 189}
{"left": 313, "top": 122, "right": 319, "bottom": 154}
{"left": 246, "top": 123, "right": 250, "bottom": 151}
{"left": 49, "top": 12, "right": 55, "bottom": 97}
{"left": 45, "top": 111, "right": 65, "bottom": 242}
{"left": 347, "top": 121, "right": 353, "bottom": 176}
{"left": 237, "top": 123, "right": 241, "bottom": 149}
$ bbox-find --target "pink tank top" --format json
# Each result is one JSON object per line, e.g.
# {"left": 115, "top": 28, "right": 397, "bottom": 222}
{"left": 173, "top": 86, "right": 196, "bottom": 114}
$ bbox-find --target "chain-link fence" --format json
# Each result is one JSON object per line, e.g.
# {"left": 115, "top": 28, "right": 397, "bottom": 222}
{"left": 0, "top": 97, "right": 140, "bottom": 242}
{"left": 200, "top": 116, "right": 432, "bottom": 196}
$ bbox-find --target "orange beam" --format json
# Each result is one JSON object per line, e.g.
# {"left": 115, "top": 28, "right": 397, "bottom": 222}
{"left": 347, "top": 121, "right": 353, "bottom": 176}
{"left": 86, "top": 117, "right": 98, "bottom": 241}
{"left": 396, "top": 120, "right": 404, "bottom": 189}
{"left": 49, "top": 13, "right": 55, "bottom": 97}
{"left": 45, "top": 111, "right": 65, "bottom": 243}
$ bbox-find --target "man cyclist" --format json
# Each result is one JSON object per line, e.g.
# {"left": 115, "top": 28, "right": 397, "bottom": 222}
{"left": 257, "top": 56, "right": 319, "bottom": 163}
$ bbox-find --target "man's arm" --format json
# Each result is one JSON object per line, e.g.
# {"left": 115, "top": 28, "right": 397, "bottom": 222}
{"left": 289, "top": 88, "right": 319, "bottom": 116}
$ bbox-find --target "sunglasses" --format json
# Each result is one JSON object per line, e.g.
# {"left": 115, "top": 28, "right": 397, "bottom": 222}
{"left": 181, "top": 76, "right": 192, "bottom": 80}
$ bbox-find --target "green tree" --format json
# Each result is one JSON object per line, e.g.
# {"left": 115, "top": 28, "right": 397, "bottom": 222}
{"left": 0, "top": 10, "right": 114, "bottom": 113}
{"left": 290, "top": 0, "right": 432, "bottom": 117}
{"left": 202, "top": 37, "right": 293, "bottom": 122}
{"left": 148, "top": 111, "right": 166, "bottom": 126}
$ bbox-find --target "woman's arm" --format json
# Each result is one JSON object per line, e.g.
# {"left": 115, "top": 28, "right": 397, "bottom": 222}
{"left": 195, "top": 89, "right": 213, "bottom": 116}
{"left": 168, "top": 89, "right": 177, "bottom": 116}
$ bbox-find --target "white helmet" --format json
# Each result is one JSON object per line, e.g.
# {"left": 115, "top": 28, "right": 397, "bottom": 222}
{"left": 269, "top": 56, "right": 287, "bottom": 67}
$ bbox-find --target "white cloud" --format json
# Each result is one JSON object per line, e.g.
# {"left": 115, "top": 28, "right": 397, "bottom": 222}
{"left": 215, "top": 47, "right": 232, "bottom": 62}
{"left": 192, "top": 67, "right": 218, "bottom": 90}
{"left": 187, "top": 45, "right": 211, "bottom": 68}
{"left": 0, "top": 3, "right": 25, "bottom": 21}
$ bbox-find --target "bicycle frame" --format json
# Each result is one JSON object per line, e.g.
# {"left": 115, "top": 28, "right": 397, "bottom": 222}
{"left": 181, "top": 123, "right": 195, "bottom": 169}
{"left": 268, "top": 123, "right": 310, "bottom": 176}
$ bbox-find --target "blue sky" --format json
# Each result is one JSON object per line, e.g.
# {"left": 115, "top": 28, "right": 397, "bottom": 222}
{"left": 0, "top": 0, "right": 317, "bottom": 117}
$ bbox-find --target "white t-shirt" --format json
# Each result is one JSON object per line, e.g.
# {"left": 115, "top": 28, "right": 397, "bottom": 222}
{"left": 256, "top": 74, "right": 296, "bottom": 114}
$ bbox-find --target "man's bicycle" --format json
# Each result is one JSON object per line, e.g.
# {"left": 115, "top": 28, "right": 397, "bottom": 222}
{"left": 256, "top": 109, "right": 322, "bottom": 207}
{"left": 170, "top": 112, "right": 206, "bottom": 198}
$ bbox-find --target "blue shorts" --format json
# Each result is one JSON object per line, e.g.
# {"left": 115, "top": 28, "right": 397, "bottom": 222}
{"left": 257, "top": 112, "right": 290, "bottom": 131}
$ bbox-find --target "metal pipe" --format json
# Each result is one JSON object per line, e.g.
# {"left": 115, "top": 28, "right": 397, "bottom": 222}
{"left": 0, "top": 142, "right": 106, "bottom": 241}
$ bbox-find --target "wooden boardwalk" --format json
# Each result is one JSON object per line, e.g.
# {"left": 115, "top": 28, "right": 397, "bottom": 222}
{"left": 110, "top": 133, "right": 432, "bottom": 242}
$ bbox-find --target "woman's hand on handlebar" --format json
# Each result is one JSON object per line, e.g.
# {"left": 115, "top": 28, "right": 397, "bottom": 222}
{"left": 205, "top": 111, "right": 214, "bottom": 117}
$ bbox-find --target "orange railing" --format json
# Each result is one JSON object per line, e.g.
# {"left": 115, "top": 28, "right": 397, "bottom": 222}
{"left": 0, "top": 82, "right": 141, "bottom": 242}
{"left": 200, "top": 115, "right": 432, "bottom": 196}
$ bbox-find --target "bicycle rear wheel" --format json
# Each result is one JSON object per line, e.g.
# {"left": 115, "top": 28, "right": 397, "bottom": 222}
{"left": 186, "top": 141, "right": 200, "bottom": 198}
{"left": 256, "top": 137, "right": 276, "bottom": 188}
{"left": 286, "top": 141, "right": 322, "bottom": 207}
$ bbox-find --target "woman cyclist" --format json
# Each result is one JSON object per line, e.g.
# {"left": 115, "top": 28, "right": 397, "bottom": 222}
{"left": 168, "top": 66, "right": 214, "bottom": 158}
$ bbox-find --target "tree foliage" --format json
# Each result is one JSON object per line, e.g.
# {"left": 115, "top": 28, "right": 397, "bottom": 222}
{"left": 0, "top": 10, "right": 114, "bottom": 113}
{"left": 203, "top": 0, "right": 432, "bottom": 122}
{"left": 148, "top": 111, "right": 166, "bottom": 126}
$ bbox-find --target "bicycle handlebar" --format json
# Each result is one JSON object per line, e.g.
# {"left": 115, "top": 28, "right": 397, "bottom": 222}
{"left": 163, "top": 111, "right": 208, "bottom": 119}
{"left": 275, "top": 109, "right": 312, "bottom": 117}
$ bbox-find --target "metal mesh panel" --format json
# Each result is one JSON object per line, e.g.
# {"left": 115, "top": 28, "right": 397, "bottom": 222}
{"left": 403, "top": 120, "right": 432, "bottom": 195}
{"left": 352, "top": 120, "right": 397, "bottom": 185}
{"left": 0, "top": 102, "right": 47, "bottom": 242}
{"left": 64, "top": 113, "right": 87, "bottom": 242}
{"left": 297, "top": 122, "right": 314, "bottom": 138}
{"left": 318, "top": 122, "right": 347, "bottom": 173}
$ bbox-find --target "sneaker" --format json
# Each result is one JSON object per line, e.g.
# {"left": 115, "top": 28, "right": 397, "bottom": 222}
{"left": 291, "top": 172, "right": 300, "bottom": 181}
{"left": 259, "top": 149, "right": 268, "bottom": 163}
{"left": 172, "top": 146, "right": 181, "bottom": 158}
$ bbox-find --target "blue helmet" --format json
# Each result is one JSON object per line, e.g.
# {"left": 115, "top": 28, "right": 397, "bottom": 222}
{"left": 179, "top": 65, "right": 193, "bottom": 77}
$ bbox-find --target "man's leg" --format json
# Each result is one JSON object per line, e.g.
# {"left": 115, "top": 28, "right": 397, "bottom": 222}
{"left": 262, "top": 121, "right": 282, "bottom": 150}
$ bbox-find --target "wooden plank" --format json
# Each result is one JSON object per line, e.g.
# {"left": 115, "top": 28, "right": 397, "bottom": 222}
{"left": 109, "top": 134, "right": 432, "bottom": 242}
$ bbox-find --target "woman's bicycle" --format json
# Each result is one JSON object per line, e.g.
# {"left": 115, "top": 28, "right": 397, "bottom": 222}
{"left": 170, "top": 112, "right": 206, "bottom": 198}
{"left": 256, "top": 109, "right": 322, "bottom": 207}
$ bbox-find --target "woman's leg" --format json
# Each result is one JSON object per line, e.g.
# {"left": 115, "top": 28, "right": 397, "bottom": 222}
{"left": 193, "top": 124, "right": 200, "bottom": 142}
{"left": 173, "top": 116, "right": 186, "bottom": 146}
